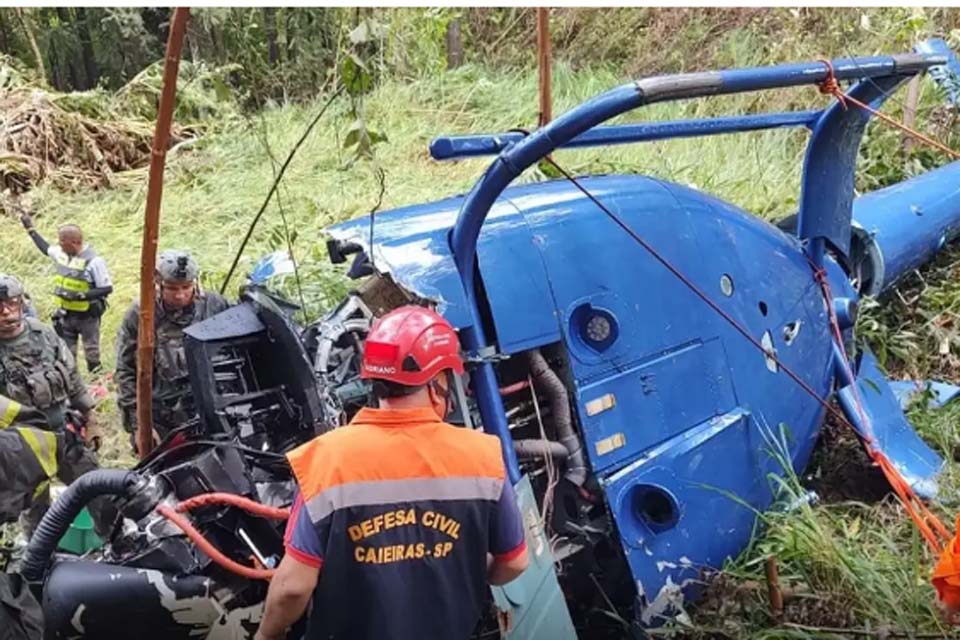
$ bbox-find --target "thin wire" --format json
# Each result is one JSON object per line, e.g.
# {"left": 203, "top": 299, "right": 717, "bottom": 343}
{"left": 252, "top": 110, "right": 309, "bottom": 318}
{"left": 368, "top": 167, "right": 386, "bottom": 272}
{"left": 220, "top": 86, "right": 345, "bottom": 295}
{"left": 529, "top": 374, "right": 558, "bottom": 529}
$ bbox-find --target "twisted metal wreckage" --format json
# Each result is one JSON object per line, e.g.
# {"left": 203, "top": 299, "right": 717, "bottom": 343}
{"left": 15, "top": 37, "right": 960, "bottom": 639}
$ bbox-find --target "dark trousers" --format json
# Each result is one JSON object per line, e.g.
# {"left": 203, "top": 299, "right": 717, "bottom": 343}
{"left": 20, "top": 439, "right": 114, "bottom": 540}
{"left": 54, "top": 311, "right": 102, "bottom": 373}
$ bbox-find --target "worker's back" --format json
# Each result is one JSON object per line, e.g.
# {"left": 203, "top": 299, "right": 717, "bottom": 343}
{"left": 285, "top": 406, "right": 524, "bottom": 640}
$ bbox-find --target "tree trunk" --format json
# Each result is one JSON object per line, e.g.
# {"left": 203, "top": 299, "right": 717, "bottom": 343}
{"left": 0, "top": 11, "right": 10, "bottom": 55}
{"left": 284, "top": 8, "right": 298, "bottom": 62}
{"left": 55, "top": 7, "right": 84, "bottom": 90}
{"left": 76, "top": 7, "right": 100, "bottom": 89}
{"left": 264, "top": 7, "right": 279, "bottom": 65}
{"left": 14, "top": 7, "right": 46, "bottom": 83}
{"left": 48, "top": 35, "right": 65, "bottom": 91}
{"left": 536, "top": 8, "right": 552, "bottom": 126}
{"left": 446, "top": 18, "right": 463, "bottom": 70}
{"left": 184, "top": 21, "right": 200, "bottom": 63}
{"left": 210, "top": 20, "right": 225, "bottom": 63}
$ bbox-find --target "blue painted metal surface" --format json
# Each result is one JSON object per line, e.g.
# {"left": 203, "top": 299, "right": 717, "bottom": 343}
{"left": 248, "top": 250, "right": 295, "bottom": 284}
{"left": 326, "top": 51, "right": 959, "bottom": 630}
{"left": 838, "top": 350, "right": 944, "bottom": 499}
{"left": 445, "top": 54, "right": 943, "bottom": 494}
{"left": 430, "top": 111, "right": 821, "bottom": 161}
{"left": 890, "top": 380, "right": 960, "bottom": 410}
{"left": 851, "top": 160, "right": 960, "bottom": 295}
{"left": 797, "top": 74, "right": 907, "bottom": 256}
{"left": 917, "top": 38, "right": 960, "bottom": 106}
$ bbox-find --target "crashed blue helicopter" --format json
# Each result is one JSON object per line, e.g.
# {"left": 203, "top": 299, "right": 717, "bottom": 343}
{"left": 324, "top": 42, "right": 960, "bottom": 635}
{"left": 25, "top": 41, "right": 960, "bottom": 640}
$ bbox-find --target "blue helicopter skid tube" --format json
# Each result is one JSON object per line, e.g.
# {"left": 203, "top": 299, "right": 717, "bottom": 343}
{"left": 449, "top": 54, "right": 945, "bottom": 483}
{"left": 430, "top": 111, "right": 821, "bottom": 161}
{"left": 851, "top": 160, "right": 960, "bottom": 296}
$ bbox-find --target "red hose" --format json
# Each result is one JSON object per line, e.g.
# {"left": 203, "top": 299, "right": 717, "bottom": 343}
{"left": 175, "top": 492, "right": 290, "bottom": 520}
{"left": 156, "top": 504, "right": 276, "bottom": 581}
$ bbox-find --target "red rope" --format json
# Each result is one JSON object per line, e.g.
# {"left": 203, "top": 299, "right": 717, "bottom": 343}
{"left": 813, "top": 60, "right": 956, "bottom": 554}
{"left": 817, "top": 59, "right": 960, "bottom": 160}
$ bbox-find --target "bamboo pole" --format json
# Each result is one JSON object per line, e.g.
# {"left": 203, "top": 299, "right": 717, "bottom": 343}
{"left": 137, "top": 8, "right": 190, "bottom": 459}
{"left": 536, "top": 8, "right": 552, "bottom": 127}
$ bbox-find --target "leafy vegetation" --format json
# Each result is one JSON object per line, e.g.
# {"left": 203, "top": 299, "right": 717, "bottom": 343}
{"left": 0, "top": 7, "right": 959, "bottom": 637}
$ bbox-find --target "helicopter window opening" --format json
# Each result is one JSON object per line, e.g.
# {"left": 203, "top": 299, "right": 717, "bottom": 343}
{"left": 719, "top": 274, "right": 734, "bottom": 297}
{"left": 758, "top": 301, "right": 768, "bottom": 316}
{"left": 783, "top": 321, "right": 802, "bottom": 345}
{"left": 632, "top": 485, "right": 679, "bottom": 533}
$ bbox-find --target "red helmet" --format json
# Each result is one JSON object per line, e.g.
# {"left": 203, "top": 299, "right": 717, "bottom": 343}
{"left": 361, "top": 306, "right": 464, "bottom": 387}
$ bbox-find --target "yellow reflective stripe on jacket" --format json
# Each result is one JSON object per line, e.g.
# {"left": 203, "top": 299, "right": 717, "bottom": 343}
{"left": 0, "top": 398, "right": 21, "bottom": 429}
{"left": 33, "top": 480, "right": 50, "bottom": 500}
{"left": 52, "top": 252, "right": 93, "bottom": 312}
{"left": 17, "top": 427, "right": 58, "bottom": 479}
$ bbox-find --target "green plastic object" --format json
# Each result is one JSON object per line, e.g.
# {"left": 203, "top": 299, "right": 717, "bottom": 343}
{"left": 57, "top": 507, "right": 103, "bottom": 554}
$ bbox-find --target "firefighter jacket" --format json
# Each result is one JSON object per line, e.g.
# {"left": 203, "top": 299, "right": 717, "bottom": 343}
{"left": 0, "top": 395, "right": 58, "bottom": 525}
{"left": 0, "top": 318, "right": 94, "bottom": 430}
{"left": 285, "top": 406, "right": 527, "bottom": 640}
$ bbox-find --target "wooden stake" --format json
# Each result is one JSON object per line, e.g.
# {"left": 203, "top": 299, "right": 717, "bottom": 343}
{"left": 765, "top": 555, "right": 784, "bottom": 620}
{"left": 536, "top": 8, "right": 552, "bottom": 127}
{"left": 446, "top": 18, "right": 463, "bottom": 70}
{"left": 902, "top": 75, "right": 921, "bottom": 154}
{"left": 137, "top": 7, "right": 190, "bottom": 460}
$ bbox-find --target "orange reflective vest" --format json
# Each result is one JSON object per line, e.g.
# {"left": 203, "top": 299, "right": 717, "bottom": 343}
{"left": 285, "top": 406, "right": 522, "bottom": 640}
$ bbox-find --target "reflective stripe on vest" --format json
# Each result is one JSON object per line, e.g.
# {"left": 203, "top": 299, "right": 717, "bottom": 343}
{"left": 17, "top": 427, "right": 57, "bottom": 480}
{"left": 303, "top": 475, "right": 504, "bottom": 525}
{"left": 53, "top": 248, "right": 95, "bottom": 312}
{"left": 287, "top": 408, "right": 507, "bottom": 526}
{"left": 0, "top": 397, "right": 21, "bottom": 429}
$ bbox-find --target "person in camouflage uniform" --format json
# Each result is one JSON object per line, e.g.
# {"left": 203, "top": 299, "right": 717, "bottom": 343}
{"left": 0, "top": 274, "right": 107, "bottom": 538}
{"left": 115, "top": 250, "right": 229, "bottom": 443}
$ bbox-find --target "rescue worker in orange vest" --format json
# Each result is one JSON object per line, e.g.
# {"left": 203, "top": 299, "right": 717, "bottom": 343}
{"left": 256, "top": 306, "right": 529, "bottom": 640}
{"left": 934, "top": 527, "right": 960, "bottom": 624}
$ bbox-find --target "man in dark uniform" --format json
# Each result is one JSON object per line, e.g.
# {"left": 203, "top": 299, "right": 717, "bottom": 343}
{"left": 0, "top": 274, "right": 106, "bottom": 537}
{"left": 20, "top": 214, "right": 113, "bottom": 373}
{"left": 257, "top": 306, "right": 529, "bottom": 640}
{"left": 115, "top": 250, "right": 229, "bottom": 443}
{"left": 0, "top": 393, "right": 74, "bottom": 527}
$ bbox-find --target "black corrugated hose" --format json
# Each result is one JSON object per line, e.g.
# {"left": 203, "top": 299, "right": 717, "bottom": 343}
{"left": 21, "top": 470, "right": 138, "bottom": 583}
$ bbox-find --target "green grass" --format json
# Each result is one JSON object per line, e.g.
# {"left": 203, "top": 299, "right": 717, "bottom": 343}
{"left": 0, "top": 9, "right": 959, "bottom": 634}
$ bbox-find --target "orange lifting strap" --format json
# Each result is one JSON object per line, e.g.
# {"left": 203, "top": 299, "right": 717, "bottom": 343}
{"left": 816, "top": 59, "right": 960, "bottom": 615}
